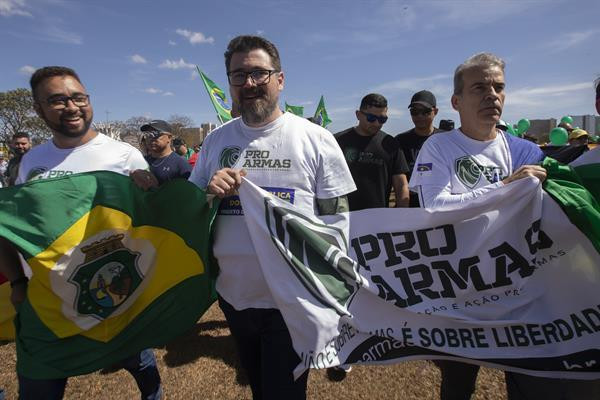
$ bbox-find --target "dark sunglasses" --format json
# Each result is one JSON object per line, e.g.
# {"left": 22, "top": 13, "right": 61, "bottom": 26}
{"left": 410, "top": 108, "right": 433, "bottom": 116}
{"left": 360, "top": 110, "right": 388, "bottom": 124}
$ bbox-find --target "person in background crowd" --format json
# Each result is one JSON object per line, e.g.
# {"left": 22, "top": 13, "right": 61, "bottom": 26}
{"left": 4, "top": 132, "right": 32, "bottom": 186}
{"left": 189, "top": 35, "right": 355, "bottom": 400}
{"left": 0, "top": 66, "right": 162, "bottom": 400}
{"left": 0, "top": 152, "right": 7, "bottom": 187}
{"left": 395, "top": 90, "right": 441, "bottom": 207}
{"left": 568, "top": 128, "right": 589, "bottom": 147}
{"left": 173, "top": 138, "right": 193, "bottom": 160}
{"left": 335, "top": 93, "right": 409, "bottom": 210}
{"left": 188, "top": 142, "right": 202, "bottom": 167}
{"left": 141, "top": 120, "right": 192, "bottom": 184}
{"left": 438, "top": 119, "right": 455, "bottom": 131}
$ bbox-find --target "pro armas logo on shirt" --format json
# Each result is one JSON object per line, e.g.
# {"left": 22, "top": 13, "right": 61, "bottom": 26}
{"left": 240, "top": 149, "right": 291, "bottom": 170}
{"left": 219, "top": 146, "right": 241, "bottom": 168}
{"left": 26, "top": 167, "right": 73, "bottom": 182}
{"left": 455, "top": 156, "right": 505, "bottom": 189}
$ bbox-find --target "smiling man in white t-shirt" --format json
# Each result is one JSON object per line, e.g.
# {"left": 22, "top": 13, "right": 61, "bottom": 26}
{"left": 189, "top": 35, "right": 355, "bottom": 400}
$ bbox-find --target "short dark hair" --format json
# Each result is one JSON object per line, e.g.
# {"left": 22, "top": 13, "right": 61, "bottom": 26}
{"left": 360, "top": 93, "right": 387, "bottom": 110}
{"left": 224, "top": 35, "right": 281, "bottom": 72}
{"left": 30, "top": 66, "right": 82, "bottom": 100}
{"left": 12, "top": 131, "right": 30, "bottom": 141}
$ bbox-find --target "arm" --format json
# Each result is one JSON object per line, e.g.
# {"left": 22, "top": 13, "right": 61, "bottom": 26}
{"left": 392, "top": 174, "right": 409, "bottom": 208}
{"left": 207, "top": 168, "right": 247, "bottom": 198}
{"left": 0, "top": 237, "right": 27, "bottom": 307}
{"left": 316, "top": 195, "right": 349, "bottom": 216}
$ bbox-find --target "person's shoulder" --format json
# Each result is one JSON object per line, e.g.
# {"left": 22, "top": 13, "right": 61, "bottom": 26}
{"left": 421, "top": 129, "right": 456, "bottom": 146}
{"left": 333, "top": 127, "right": 355, "bottom": 139}
{"left": 203, "top": 118, "right": 240, "bottom": 145}
{"left": 20, "top": 140, "right": 51, "bottom": 163}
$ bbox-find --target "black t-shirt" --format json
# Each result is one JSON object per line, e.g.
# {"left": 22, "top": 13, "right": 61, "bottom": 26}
{"left": 395, "top": 128, "right": 441, "bottom": 179}
{"left": 335, "top": 128, "right": 408, "bottom": 211}
{"left": 145, "top": 152, "right": 192, "bottom": 185}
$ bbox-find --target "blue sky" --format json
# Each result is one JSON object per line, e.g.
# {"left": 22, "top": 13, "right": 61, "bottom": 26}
{"left": 1, "top": 0, "right": 599, "bottom": 134}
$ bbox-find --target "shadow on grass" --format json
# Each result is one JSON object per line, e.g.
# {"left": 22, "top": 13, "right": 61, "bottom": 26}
{"left": 161, "top": 319, "right": 249, "bottom": 386}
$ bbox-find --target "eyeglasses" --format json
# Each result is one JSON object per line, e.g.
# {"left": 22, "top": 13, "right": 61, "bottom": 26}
{"left": 227, "top": 69, "right": 279, "bottom": 86}
{"left": 410, "top": 108, "right": 433, "bottom": 116}
{"left": 359, "top": 110, "right": 388, "bottom": 124}
{"left": 142, "top": 130, "right": 169, "bottom": 140}
{"left": 46, "top": 94, "right": 90, "bottom": 110}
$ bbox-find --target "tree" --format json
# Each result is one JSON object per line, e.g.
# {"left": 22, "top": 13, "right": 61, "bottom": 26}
{"left": 93, "top": 121, "right": 124, "bottom": 141}
{"left": 0, "top": 88, "right": 52, "bottom": 144}
{"left": 168, "top": 114, "right": 194, "bottom": 137}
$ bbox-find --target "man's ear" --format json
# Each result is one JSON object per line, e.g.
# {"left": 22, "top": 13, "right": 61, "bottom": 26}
{"left": 451, "top": 94, "right": 460, "bottom": 112}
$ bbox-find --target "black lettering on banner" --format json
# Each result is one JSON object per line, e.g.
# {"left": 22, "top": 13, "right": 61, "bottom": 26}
{"left": 488, "top": 242, "right": 535, "bottom": 287}
{"left": 432, "top": 256, "right": 493, "bottom": 298}
{"left": 525, "top": 219, "right": 554, "bottom": 255}
{"left": 395, "top": 264, "right": 440, "bottom": 306}
{"left": 351, "top": 235, "right": 380, "bottom": 271}
{"left": 371, "top": 275, "right": 408, "bottom": 308}
{"left": 416, "top": 224, "right": 457, "bottom": 257}
{"left": 377, "top": 231, "right": 419, "bottom": 267}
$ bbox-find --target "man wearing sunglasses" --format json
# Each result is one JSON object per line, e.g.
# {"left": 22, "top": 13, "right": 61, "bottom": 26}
{"left": 140, "top": 120, "right": 191, "bottom": 185}
{"left": 0, "top": 66, "right": 162, "bottom": 399}
{"left": 335, "top": 93, "right": 410, "bottom": 210}
{"left": 189, "top": 35, "right": 355, "bottom": 400}
{"left": 396, "top": 90, "right": 440, "bottom": 207}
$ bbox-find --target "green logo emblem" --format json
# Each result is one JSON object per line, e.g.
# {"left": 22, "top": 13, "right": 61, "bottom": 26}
{"left": 264, "top": 197, "right": 365, "bottom": 316}
{"left": 455, "top": 156, "right": 504, "bottom": 189}
{"left": 68, "top": 234, "right": 143, "bottom": 320}
{"left": 26, "top": 166, "right": 48, "bottom": 181}
{"left": 219, "top": 146, "right": 241, "bottom": 168}
{"left": 344, "top": 148, "right": 359, "bottom": 163}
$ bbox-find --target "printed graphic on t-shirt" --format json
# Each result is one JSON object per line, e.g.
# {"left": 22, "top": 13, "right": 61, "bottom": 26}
{"left": 219, "top": 146, "right": 241, "bottom": 168}
{"left": 26, "top": 167, "right": 73, "bottom": 181}
{"left": 218, "top": 187, "right": 295, "bottom": 215}
{"left": 455, "top": 156, "right": 505, "bottom": 189}
{"left": 344, "top": 148, "right": 384, "bottom": 166}
{"left": 240, "top": 149, "right": 292, "bottom": 171}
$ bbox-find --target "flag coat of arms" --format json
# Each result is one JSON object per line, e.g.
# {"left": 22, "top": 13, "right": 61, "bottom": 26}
{"left": 238, "top": 157, "right": 600, "bottom": 380}
{"left": 0, "top": 171, "right": 217, "bottom": 379}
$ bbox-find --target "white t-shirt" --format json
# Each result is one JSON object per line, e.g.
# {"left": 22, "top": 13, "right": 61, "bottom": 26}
{"left": 409, "top": 129, "right": 512, "bottom": 209}
{"left": 189, "top": 112, "right": 356, "bottom": 310}
{"left": 570, "top": 146, "right": 600, "bottom": 167}
{"left": 16, "top": 133, "right": 148, "bottom": 183}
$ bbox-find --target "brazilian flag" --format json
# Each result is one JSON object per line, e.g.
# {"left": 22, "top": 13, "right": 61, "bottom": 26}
{"left": 0, "top": 171, "right": 217, "bottom": 379}
{"left": 285, "top": 102, "right": 304, "bottom": 117}
{"left": 313, "top": 95, "right": 332, "bottom": 128}
{"left": 197, "top": 67, "right": 233, "bottom": 124}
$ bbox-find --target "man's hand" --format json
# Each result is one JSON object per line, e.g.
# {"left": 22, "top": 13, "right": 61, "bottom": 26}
{"left": 208, "top": 168, "right": 247, "bottom": 198}
{"left": 11, "top": 283, "right": 27, "bottom": 308}
{"left": 130, "top": 169, "right": 159, "bottom": 191}
{"left": 502, "top": 165, "right": 547, "bottom": 185}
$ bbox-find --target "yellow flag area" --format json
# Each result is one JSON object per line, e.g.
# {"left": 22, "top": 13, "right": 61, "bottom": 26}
{"left": 0, "top": 282, "right": 15, "bottom": 340}
{"left": 26, "top": 205, "right": 204, "bottom": 342}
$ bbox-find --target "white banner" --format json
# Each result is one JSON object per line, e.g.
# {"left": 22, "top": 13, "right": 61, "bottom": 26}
{"left": 239, "top": 177, "right": 600, "bottom": 380}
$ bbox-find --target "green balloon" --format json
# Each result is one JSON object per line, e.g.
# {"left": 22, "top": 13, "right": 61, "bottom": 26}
{"left": 560, "top": 116, "right": 574, "bottom": 125}
{"left": 549, "top": 127, "right": 568, "bottom": 146}
{"left": 516, "top": 118, "right": 530, "bottom": 135}
{"left": 506, "top": 124, "right": 518, "bottom": 136}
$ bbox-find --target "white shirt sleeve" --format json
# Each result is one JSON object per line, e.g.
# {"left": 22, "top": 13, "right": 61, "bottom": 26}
{"left": 409, "top": 137, "right": 503, "bottom": 209}
{"left": 124, "top": 147, "right": 149, "bottom": 173}
{"left": 316, "top": 129, "right": 356, "bottom": 199}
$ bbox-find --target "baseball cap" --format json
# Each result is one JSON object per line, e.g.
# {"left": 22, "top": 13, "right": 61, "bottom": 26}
{"left": 408, "top": 90, "right": 436, "bottom": 109}
{"left": 569, "top": 129, "right": 589, "bottom": 140}
{"left": 140, "top": 120, "right": 172, "bottom": 134}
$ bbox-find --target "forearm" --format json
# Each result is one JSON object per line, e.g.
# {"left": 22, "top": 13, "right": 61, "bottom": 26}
{"left": 0, "top": 236, "right": 25, "bottom": 281}
{"left": 418, "top": 182, "right": 504, "bottom": 209}
{"left": 392, "top": 175, "right": 410, "bottom": 208}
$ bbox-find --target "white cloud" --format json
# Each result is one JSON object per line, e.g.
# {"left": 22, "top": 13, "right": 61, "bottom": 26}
{"left": 144, "top": 88, "right": 162, "bottom": 94}
{"left": 175, "top": 28, "right": 214, "bottom": 45}
{"left": 159, "top": 58, "right": 195, "bottom": 70}
{"left": 19, "top": 65, "right": 36, "bottom": 75}
{"left": 42, "top": 24, "right": 82, "bottom": 45}
{"left": 162, "top": 91, "right": 174, "bottom": 96}
{"left": 373, "top": 74, "right": 452, "bottom": 93}
{"left": 256, "top": 30, "right": 264, "bottom": 35}
{"left": 130, "top": 54, "right": 147, "bottom": 64}
{"left": 546, "top": 29, "right": 598, "bottom": 52}
{"left": 507, "top": 82, "right": 591, "bottom": 107}
{"left": 168, "top": 40, "right": 177, "bottom": 46}
{"left": 0, "top": 0, "right": 31, "bottom": 17}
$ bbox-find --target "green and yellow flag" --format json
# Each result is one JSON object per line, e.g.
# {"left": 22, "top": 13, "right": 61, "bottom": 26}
{"left": 197, "top": 67, "right": 232, "bottom": 124}
{"left": 285, "top": 102, "right": 304, "bottom": 117}
{"left": 313, "top": 95, "right": 332, "bottom": 128}
{"left": 0, "top": 172, "right": 217, "bottom": 379}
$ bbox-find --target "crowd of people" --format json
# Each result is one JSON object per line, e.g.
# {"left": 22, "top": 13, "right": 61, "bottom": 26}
{"left": 0, "top": 33, "right": 599, "bottom": 400}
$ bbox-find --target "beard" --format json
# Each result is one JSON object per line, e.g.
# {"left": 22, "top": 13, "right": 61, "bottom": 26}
{"left": 40, "top": 108, "right": 93, "bottom": 138}
{"left": 238, "top": 87, "right": 279, "bottom": 125}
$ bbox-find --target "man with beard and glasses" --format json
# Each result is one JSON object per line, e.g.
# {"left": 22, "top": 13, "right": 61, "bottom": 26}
{"left": 396, "top": 90, "right": 442, "bottom": 207}
{"left": 4, "top": 131, "right": 32, "bottom": 186}
{"left": 410, "top": 53, "right": 600, "bottom": 400}
{"left": 189, "top": 35, "right": 355, "bottom": 400}
{"left": 335, "top": 93, "right": 410, "bottom": 211}
{"left": 0, "top": 66, "right": 162, "bottom": 400}
{"left": 140, "top": 119, "right": 191, "bottom": 185}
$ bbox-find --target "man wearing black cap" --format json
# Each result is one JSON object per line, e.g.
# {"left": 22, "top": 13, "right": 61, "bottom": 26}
{"left": 395, "top": 90, "right": 440, "bottom": 207}
{"left": 335, "top": 93, "right": 410, "bottom": 210}
{"left": 140, "top": 120, "right": 192, "bottom": 184}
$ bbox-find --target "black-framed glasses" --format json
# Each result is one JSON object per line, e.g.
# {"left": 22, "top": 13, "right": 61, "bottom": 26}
{"left": 227, "top": 69, "right": 279, "bottom": 86}
{"left": 46, "top": 94, "right": 90, "bottom": 109}
{"left": 359, "top": 110, "right": 388, "bottom": 124}
{"left": 141, "top": 130, "right": 169, "bottom": 140}
{"left": 410, "top": 107, "right": 433, "bottom": 116}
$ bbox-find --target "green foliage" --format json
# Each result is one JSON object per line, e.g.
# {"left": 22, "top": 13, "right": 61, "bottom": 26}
{"left": 0, "top": 88, "right": 52, "bottom": 144}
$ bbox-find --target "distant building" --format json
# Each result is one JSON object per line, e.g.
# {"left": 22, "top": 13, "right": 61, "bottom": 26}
{"left": 201, "top": 123, "right": 217, "bottom": 141}
{"left": 525, "top": 115, "right": 600, "bottom": 143}
{"left": 179, "top": 124, "right": 216, "bottom": 145}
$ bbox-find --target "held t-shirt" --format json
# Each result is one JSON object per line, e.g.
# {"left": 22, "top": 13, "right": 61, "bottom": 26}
{"left": 189, "top": 112, "right": 356, "bottom": 310}
{"left": 16, "top": 133, "right": 148, "bottom": 183}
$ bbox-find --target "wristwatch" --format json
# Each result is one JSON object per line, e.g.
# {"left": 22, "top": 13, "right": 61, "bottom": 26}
{"left": 10, "top": 276, "right": 29, "bottom": 288}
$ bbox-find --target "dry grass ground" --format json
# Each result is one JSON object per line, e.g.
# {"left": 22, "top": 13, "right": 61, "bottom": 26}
{"left": 0, "top": 303, "right": 507, "bottom": 400}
